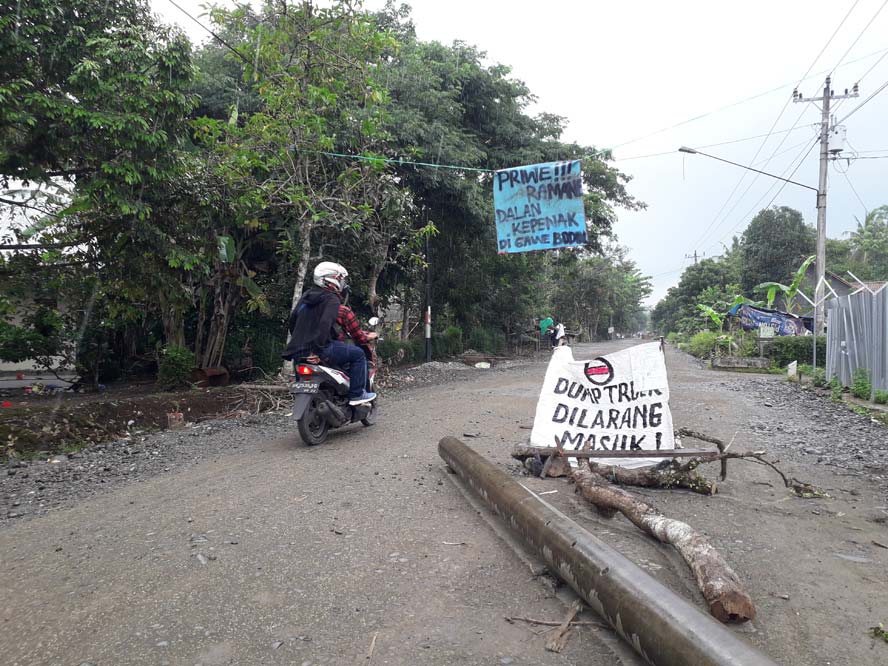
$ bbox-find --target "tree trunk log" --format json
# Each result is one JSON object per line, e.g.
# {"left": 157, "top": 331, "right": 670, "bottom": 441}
{"left": 588, "top": 460, "right": 717, "bottom": 495}
{"left": 570, "top": 467, "right": 756, "bottom": 624}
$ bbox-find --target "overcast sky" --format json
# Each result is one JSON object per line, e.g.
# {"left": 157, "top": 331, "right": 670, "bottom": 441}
{"left": 154, "top": 0, "right": 888, "bottom": 304}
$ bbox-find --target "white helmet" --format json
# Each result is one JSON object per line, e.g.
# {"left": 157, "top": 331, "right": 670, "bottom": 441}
{"left": 313, "top": 261, "right": 348, "bottom": 293}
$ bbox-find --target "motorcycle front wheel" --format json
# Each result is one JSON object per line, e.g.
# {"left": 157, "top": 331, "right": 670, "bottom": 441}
{"left": 298, "top": 397, "right": 329, "bottom": 446}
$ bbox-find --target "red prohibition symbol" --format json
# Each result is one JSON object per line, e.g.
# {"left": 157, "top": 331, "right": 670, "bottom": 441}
{"left": 583, "top": 357, "right": 614, "bottom": 386}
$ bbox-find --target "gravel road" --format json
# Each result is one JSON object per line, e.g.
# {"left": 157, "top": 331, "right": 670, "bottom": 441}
{"left": 2, "top": 342, "right": 887, "bottom": 665}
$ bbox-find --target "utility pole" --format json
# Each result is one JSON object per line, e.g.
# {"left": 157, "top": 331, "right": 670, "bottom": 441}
{"left": 793, "top": 76, "right": 858, "bottom": 334}
{"left": 684, "top": 250, "right": 702, "bottom": 265}
{"left": 424, "top": 220, "right": 432, "bottom": 363}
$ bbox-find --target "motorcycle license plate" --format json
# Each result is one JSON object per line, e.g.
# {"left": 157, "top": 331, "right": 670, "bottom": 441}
{"left": 290, "top": 383, "right": 319, "bottom": 394}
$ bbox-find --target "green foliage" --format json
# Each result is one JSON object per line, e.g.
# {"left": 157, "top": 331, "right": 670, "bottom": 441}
{"left": 687, "top": 331, "right": 721, "bottom": 359}
{"left": 435, "top": 326, "right": 464, "bottom": 357}
{"left": 811, "top": 368, "right": 827, "bottom": 388}
{"left": 829, "top": 376, "right": 844, "bottom": 402}
{"left": 740, "top": 207, "right": 815, "bottom": 294}
{"left": 157, "top": 346, "right": 195, "bottom": 388}
{"left": 0, "top": 1, "right": 649, "bottom": 383}
{"left": 466, "top": 327, "right": 505, "bottom": 355}
{"left": 651, "top": 254, "right": 741, "bottom": 336}
{"left": 549, "top": 245, "right": 652, "bottom": 339}
{"left": 871, "top": 623, "right": 888, "bottom": 644}
{"left": 665, "top": 332, "right": 685, "bottom": 345}
{"left": 851, "top": 404, "right": 870, "bottom": 417}
{"left": 754, "top": 255, "right": 815, "bottom": 313}
{"left": 851, "top": 368, "right": 872, "bottom": 400}
{"left": 874, "top": 390, "right": 888, "bottom": 405}
{"left": 765, "top": 336, "right": 826, "bottom": 368}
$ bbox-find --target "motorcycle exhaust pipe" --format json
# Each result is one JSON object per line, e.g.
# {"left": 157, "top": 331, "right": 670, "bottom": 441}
{"left": 316, "top": 400, "right": 348, "bottom": 426}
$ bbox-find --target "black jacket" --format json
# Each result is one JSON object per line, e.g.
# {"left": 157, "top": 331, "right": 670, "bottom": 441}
{"left": 281, "top": 287, "right": 341, "bottom": 361}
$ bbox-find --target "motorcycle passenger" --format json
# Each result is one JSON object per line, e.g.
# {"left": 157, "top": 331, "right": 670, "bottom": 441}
{"left": 283, "top": 261, "right": 378, "bottom": 406}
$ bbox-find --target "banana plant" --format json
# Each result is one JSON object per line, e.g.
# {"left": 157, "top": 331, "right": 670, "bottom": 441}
{"left": 755, "top": 255, "right": 816, "bottom": 313}
{"left": 697, "top": 304, "right": 724, "bottom": 330}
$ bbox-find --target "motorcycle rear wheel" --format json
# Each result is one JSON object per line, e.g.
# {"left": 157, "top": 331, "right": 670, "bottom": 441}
{"left": 298, "top": 398, "right": 329, "bottom": 446}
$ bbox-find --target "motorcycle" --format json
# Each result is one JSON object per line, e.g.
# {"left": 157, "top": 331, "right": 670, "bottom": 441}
{"left": 290, "top": 316, "right": 380, "bottom": 446}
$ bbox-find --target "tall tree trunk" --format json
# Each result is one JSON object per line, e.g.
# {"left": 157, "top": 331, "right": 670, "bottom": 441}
{"left": 194, "top": 286, "right": 208, "bottom": 367}
{"left": 367, "top": 259, "right": 384, "bottom": 316}
{"left": 291, "top": 219, "right": 314, "bottom": 311}
{"left": 201, "top": 280, "right": 238, "bottom": 369}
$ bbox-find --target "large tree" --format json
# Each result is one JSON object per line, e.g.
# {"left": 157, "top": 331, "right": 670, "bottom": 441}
{"left": 739, "top": 206, "right": 815, "bottom": 294}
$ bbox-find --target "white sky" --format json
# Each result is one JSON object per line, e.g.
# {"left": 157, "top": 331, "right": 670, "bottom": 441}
{"left": 153, "top": 0, "right": 888, "bottom": 304}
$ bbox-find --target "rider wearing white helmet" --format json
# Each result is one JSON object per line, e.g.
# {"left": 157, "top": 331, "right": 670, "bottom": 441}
{"left": 283, "top": 261, "right": 378, "bottom": 405}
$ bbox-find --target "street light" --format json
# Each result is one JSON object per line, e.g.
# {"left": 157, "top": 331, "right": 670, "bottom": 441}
{"left": 678, "top": 147, "right": 817, "bottom": 193}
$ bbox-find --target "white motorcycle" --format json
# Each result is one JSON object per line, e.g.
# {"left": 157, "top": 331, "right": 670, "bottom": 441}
{"left": 290, "top": 317, "right": 380, "bottom": 446}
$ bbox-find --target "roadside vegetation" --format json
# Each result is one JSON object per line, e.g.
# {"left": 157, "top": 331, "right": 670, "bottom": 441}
{"left": 0, "top": 0, "right": 652, "bottom": 388}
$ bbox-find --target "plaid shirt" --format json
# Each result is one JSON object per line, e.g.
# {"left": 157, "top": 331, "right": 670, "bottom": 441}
{"left": 336, "top": 305, "right": 371, "bottom": 345}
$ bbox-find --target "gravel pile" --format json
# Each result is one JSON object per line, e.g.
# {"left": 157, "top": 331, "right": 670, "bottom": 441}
{"left": 1, "top": 414, "right": 293, "bottom": 524}
{"left": 725, "top": 376, "right": 888, "bottom": 482}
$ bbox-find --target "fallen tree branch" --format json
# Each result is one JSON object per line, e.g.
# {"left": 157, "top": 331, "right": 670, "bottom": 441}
{"left": 545, "top": 600, "right": 581, "bottom": 653}
{"left": 570, "top": 466, "right": 756, "bottom": 624}
{"left": 587, "top": 460, "right": 718, "bottom": 495}
{"left": 505, "top": 616, "right": 606, "bottom": 629}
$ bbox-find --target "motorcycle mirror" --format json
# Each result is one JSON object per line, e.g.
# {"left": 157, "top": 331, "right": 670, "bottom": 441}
{"left": 368, "top": 316, "right": 380, "bottom": 327}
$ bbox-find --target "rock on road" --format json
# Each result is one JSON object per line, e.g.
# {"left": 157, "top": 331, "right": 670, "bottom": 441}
{"left": 2, "top": 341, "right": 887, "bottom": 665}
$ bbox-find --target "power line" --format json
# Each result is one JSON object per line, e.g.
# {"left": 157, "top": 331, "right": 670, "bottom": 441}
{"left": 615, "top": 125, "right": 814, "bottom": 161}
{"left": 838, "top": 77, "right": 888, "bottom": 121}
{"left": 857, "top": 45, "right": 888, "bottom": 83}
{"left": 165, "top": 0, "right": 258, "bottom": 71}
{"left": 840, "top": 169, "right": 869, "bottom": 215}
{"left": 607, "top": 45, "right": 888, "bottom": 152}
{"left": 691, "top": 107, "right": 813, "bottom": 251}
{"left": 830, "top": 0, "right": 888, "bottom": 75}
{"left": 709, "top": 139, "right": 819, "bottom": 251}
{"left": 688, "top": 3, "right": 865, "bottom": 259}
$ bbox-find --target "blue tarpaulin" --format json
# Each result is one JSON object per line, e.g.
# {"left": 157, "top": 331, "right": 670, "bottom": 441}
{"left": 727, "top": 304, "right": 812, "bottom": 336}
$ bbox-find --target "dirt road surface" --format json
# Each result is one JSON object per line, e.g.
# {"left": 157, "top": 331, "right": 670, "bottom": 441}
{"left": 2, "top": 341, "right": 887, "bottom": 665}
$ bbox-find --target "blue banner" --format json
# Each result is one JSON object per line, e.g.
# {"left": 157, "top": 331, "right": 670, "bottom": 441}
{"left": 728, "top": 304, "right": 811, "bottom": 336}
{"left": 493, "top": 160, "right": 586, "bottom": 254}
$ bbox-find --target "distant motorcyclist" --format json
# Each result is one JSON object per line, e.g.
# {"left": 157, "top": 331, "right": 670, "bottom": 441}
{"left": 283, "top": 262, "right": 377, "bottom": 405}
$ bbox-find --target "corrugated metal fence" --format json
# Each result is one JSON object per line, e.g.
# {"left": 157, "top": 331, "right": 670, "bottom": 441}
{"left": 826, "top": 288, "right": 888, "bottom": 391}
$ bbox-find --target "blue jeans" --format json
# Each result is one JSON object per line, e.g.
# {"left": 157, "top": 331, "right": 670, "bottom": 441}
{"left": 321, "top": 341, "right": 367, "bottom": 399}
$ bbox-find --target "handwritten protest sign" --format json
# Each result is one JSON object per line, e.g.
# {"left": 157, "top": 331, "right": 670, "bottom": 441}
{"left": 493, "top": 159, "right": 586, "bottom": 254}
{"left": 529, "top": 343, "right": 675, "bottom": 469}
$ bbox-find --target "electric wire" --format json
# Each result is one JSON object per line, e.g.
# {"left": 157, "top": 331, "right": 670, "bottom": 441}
{"left": 685, "top": 2, "right": 865, "bottom": 261}
{"left": 709, "top": 139, "right": 820, "bottom": 252}
{"left": 838, "top": 77, "right": 888, "bottom": 121}
{"left": 840, "top": 169, "right": 869, "bottom": 215}
{"left": 830, "top": 0, "right": 888, "bottom": 75}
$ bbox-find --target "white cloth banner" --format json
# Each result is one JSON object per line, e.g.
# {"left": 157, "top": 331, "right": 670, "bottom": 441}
{"left": 529, "top": 343, "right": 675, "bottom": 469}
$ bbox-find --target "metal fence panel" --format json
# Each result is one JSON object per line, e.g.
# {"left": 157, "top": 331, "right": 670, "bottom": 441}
{"left": 827, "top": 289, "right": 888, "bottom": 392}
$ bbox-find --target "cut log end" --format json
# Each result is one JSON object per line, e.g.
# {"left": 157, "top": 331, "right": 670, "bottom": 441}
{"left": 709, "top": 591, "right": 757, "bottom": 624}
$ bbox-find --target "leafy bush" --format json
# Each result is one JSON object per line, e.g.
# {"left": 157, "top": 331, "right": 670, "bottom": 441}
{"left": 732, "top": 331, "right": 758, "bottom": 358}
{"left": 873, "top": 390, "right": 888, "bottom": 405}
{"left": 466, "top": 327, "right": 505, "bottom": 354}
{"left": 811, "top": 368, "right": 827, "bottom": 388}
{"left": 829, "top": 376, "right": 844, "bottom": 402}
{"left": 377, "top": 338, "right": 417, "bottom": 365}
{"left": 157, "top": 346, "right": 195, "bottom": 388}
{"left": 435, "top": 326, "right": 463, "bottom": 357}
{"left": 851, "top": 368, "right": 872, "bottom": 400}
{"left": 665, "top": 332, "right": 684, "bottom": 345}
{"left": 686, "top": 330, "right": 720, "bottom": 358}
{"left": 765, "top": 336, "right": 826, "bottom": 368}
